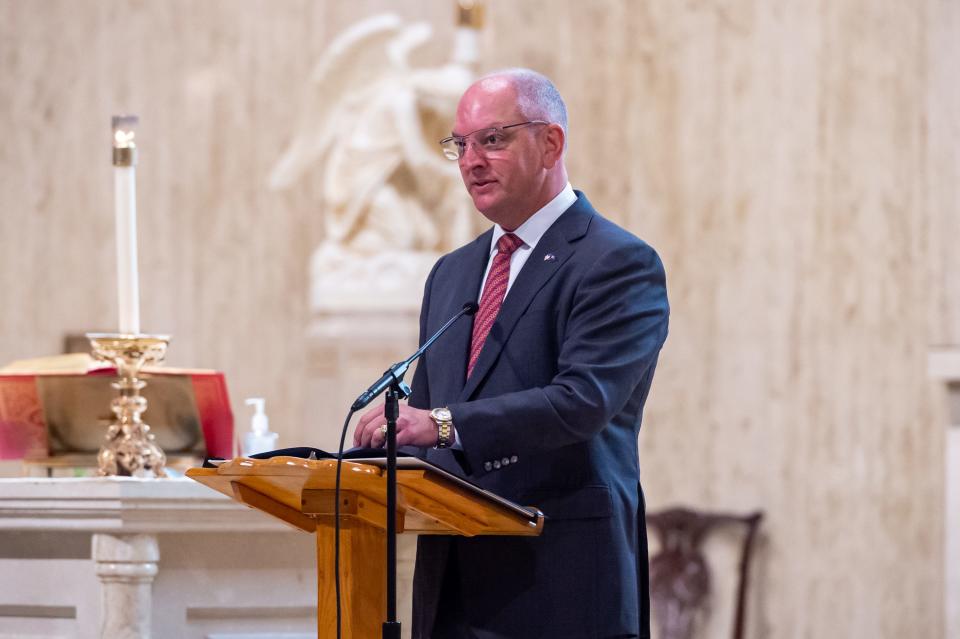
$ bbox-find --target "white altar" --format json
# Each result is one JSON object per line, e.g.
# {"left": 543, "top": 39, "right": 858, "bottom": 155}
{"left": 0, "top": 477, "right": 318, "bottom": 639}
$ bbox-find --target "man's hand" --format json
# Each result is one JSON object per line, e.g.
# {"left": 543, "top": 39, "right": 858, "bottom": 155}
{"left": 353, "top": 403, "right": 439, "bottom": 449}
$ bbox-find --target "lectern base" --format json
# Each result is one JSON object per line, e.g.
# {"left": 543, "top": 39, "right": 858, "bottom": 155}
{"left": 316, "top": 518, "right": 386, "bottom": 639}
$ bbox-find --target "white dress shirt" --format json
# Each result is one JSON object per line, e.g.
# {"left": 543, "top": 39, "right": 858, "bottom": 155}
{"left": 477, "top": 182, "right": 577, "bottom": 301}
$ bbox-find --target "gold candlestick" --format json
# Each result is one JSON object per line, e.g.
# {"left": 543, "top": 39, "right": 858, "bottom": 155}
{"left": 87, "top": 333, "right": 170, "bottom": 478}
{"left": 457, "top": 0, "right": 485, "bottom": 28}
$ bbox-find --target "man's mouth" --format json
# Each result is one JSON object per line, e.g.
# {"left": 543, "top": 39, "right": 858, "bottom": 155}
{"left": 472, "top": 179, "right": 496, "bottom": 190}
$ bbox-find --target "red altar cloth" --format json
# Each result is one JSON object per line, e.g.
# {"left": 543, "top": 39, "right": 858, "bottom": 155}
{"left": 0, "top": 368, "right": 234, "bottom": 460}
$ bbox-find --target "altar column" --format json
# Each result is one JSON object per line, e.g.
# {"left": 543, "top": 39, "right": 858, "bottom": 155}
{"left": 93, "top": 533, "right": 159, "bottom": 639}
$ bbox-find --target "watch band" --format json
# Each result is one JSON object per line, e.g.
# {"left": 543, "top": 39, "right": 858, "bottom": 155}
{"left": 430, "top": 407, "right": 454, "bottom": 449}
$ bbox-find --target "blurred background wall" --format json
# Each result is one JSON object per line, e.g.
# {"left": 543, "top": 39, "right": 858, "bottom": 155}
{"left": 1, "top": 1, "right": 957, "bottom": 637}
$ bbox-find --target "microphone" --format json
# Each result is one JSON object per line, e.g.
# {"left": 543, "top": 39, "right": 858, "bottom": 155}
{"left": 349, "top": 302, "right": 478, "bottom": 411}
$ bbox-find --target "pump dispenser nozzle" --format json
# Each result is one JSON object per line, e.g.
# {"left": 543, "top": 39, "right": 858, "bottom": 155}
{"left": 242, "top": 397, "right": 277, "bottom": 456}
{"left": 245, "top": 398, "right": 268, "bottom": 434}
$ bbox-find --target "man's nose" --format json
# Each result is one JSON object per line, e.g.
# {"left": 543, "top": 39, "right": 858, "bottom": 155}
{"left": 459, "top": 139, "right": 487, "bottom": 168}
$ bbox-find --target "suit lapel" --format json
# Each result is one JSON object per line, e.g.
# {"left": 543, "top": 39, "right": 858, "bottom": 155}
{"left": 441, "top": 230, "right": 492, "bottom": 397}
{"left": 459, "top": 194, "right": 595, "bottom": 401}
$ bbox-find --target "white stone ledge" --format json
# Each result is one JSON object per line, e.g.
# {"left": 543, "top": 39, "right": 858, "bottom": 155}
{"left": 929, "top": 347, "right": 960, "bottom": 380}
{"left": 0, "top": 477, "right": 295, "bottom": 533}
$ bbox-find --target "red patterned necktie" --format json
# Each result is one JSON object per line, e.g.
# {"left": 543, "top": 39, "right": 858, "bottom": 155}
{"left": 468, "top": 232, "right": 524, "bottom": 378}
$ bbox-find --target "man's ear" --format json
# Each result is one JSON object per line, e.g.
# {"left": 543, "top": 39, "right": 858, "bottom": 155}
{"left": 542, "top": 124, "right": 565, "bottom": 169}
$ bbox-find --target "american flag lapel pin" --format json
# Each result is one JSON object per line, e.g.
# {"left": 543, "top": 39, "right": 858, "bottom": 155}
{"left": 543, "top": 253, "right": 556, "bottom": 262}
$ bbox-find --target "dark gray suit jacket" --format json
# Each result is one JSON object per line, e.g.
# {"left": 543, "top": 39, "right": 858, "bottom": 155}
{"left": 408, "top": 192, "right": 669, "bottom": 639}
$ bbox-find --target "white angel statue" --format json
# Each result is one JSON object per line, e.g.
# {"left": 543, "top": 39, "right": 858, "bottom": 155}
{"left": 269, "top": 12, "right": 481, "bottom": 312}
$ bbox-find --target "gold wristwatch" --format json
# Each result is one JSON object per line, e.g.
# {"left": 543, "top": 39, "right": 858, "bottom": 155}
{"left": 430, "top": 407, "right": 454, "bottom": 449}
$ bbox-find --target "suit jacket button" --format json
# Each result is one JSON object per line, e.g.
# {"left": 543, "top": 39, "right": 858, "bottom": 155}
{"left": 510, "top": 456, "right": 518, "bottom": 463}
{"left": 484, "top": 461, "right": 493, "bottom": 471}
{"left": 493, "top": 460, "right": 501, "bottom": 469}
{"left": 501, "top": 457, "right": 510, "bottom": 465}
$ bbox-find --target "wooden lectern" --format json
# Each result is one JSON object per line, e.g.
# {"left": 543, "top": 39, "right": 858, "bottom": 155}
{"left": 187, "top": 456, "right": 544, "bottom": 638}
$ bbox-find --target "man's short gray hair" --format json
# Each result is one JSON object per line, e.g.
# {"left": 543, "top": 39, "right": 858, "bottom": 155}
{"left": 484, "top": 68, "right": 569, "bottom": 133}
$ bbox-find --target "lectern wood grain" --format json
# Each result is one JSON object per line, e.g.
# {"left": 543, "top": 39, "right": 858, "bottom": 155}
{"left": 187, "top": 457, "right": 543, "bottom": 639}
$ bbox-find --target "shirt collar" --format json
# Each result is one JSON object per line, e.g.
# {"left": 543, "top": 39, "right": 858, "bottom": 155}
{"left": 489, "top": 182, "right": 577, "bottom": 253}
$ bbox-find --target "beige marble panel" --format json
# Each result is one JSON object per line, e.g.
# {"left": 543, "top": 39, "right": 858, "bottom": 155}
{"left": 927, "top": 0, "right": 960, "bottom": 346}
{"left": 0, "top": 1, "right": 955, "bottom": 637}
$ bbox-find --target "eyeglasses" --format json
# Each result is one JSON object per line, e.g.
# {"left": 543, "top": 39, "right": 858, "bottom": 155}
{"left": 439, "top": 120, "right": 549, "bottom": 160}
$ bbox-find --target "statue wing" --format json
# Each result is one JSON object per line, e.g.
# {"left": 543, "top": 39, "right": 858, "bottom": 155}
{"left": 267, "top": 13, "right": 407, "bottom": 190}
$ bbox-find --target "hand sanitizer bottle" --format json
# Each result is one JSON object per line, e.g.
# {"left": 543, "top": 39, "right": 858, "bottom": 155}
{"left": 242, "top": 398, "right": 278, "bottom": 456}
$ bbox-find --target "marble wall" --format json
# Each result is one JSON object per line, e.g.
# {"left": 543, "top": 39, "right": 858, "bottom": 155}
{"left": 1, "top": 1, "right": 956, "bottom": 637}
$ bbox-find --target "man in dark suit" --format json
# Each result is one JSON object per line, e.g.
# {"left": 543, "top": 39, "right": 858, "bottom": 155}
{"left": 355, "top": 68, "right": 669, "bottom": 639}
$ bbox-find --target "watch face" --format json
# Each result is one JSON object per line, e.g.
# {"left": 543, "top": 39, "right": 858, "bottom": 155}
{"left": 432, "top": 408, "right": 452, "bottom": 421}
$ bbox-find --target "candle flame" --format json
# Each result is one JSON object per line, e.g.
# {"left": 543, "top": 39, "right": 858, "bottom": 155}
{"left": 113, "top": 129, "right": 136, "bottom": 148}
{"left": 111, "top": 114, "right": 139, "bottom": 149}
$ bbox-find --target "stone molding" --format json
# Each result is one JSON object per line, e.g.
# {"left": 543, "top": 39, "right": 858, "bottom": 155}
{"left": 0, "top": 477, "right": 293, "bottom": 533}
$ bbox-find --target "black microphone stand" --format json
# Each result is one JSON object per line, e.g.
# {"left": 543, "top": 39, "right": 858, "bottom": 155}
{"left": 345, "top": 302, "right": 476, "bottom": 639}
{"left": 382, "top": 380, "right": 404, "bottom": 639}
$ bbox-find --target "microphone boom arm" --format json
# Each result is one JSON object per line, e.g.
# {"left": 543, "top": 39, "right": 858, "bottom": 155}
{"left": 349, "top": 302, "right": 478, "bottom": 411}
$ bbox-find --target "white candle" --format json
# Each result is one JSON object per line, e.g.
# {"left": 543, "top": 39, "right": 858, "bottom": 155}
{"left": 112, "top": 115, "right": 140, "bottom": 335}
